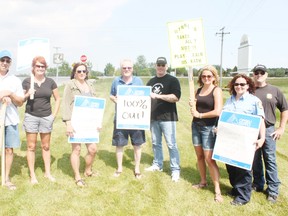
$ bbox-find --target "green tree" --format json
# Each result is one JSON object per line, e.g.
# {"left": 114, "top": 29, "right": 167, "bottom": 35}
{"left": 46, "top": 67, "right": 57, "bottom": 76}
{"left": 104, "top": 63, "right": 115, "bottom": 76}
{"left": 134, "top": 55, "right": 151, "bottom": 76}
{"left": 58, "top": 61, "right": 72, "bottom": 76}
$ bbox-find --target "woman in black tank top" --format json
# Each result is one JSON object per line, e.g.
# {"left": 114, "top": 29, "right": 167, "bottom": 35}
{"left": 189, "top": 65, "right": 223, "bottom": 202}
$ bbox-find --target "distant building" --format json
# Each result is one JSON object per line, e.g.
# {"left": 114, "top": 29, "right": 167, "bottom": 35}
{"left": 230, "top": 34, "right": 252, "bottom": 76}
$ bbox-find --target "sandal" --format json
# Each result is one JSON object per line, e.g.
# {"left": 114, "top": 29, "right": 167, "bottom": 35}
{"left": 113, "top": 171, "right": 122, "bottom": 177}
{"left": 5, "top": 181, "right": 17, "bottom": 190}
{"left": 192, "top": 183, "right": 208, "bottom": 189}
{"left": 75, "top": 179, "right": 86, "bottom": 187}
{"left": 214, "top": 193, "right": 223, "bottom": 203}
{"left": 84, "top": 171, "right": 99, "bottom": 177}
{"left": 134, "top": 171, "right": 142, "bottom": 180}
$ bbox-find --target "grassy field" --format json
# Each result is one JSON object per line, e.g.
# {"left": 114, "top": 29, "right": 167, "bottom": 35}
{"left": 0, "top": 77, "right": 287, "bottom": 216}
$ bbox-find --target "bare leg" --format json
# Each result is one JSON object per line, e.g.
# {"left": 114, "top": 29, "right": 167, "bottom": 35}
{"left": 26, "top": 133, "right": 38, "bottom": 183}
{"left": 84, "top": 143, "right": 97, "bottom": 175}
{"left": 71, "top": 143, "right": 81, "bottom": 181}
{"left": 115, "top": 146, "right": 124, "bottom": 175}
{"left": 194, "top": 146, "right": 207, "bottom": 185}
{"left": 133, "top": 145, "right": 142, "bottom": 174}
{"left": 204, "top": 150, "right": 223, "bottom": 202}
{"left": 40, "top": 133, "right": 55, "bottom": 181}
{"left": 5, "top": 148, "right": 14, "bottom": 182}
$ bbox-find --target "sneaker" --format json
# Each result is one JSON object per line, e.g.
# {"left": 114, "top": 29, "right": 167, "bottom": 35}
{"left": 171, "top": 171, "right": 180, "bottom": 182}
{"left": 267, "top": 194, "right": 277, "bottom": 203}
{"left": 145, "top": 165, "right": 163, "bottom": 172}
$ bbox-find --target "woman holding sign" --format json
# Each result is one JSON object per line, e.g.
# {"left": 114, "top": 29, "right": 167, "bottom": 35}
{"left": 223, "top": 74, "right": 265, "bottom": 206}
{"left": 22, "top": 56, "right": 60, "bottom": 184}
{"left": 190, "top": 65, "right": 223, "bottom": 202}
{"left": 62, "top": 62, "right": 99, "bottom": 187}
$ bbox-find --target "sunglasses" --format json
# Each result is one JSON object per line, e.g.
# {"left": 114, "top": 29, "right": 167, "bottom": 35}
{"left": 234, "top": 83, "right": 247, "bottom": 87}
{"left": 77, "top": 70, "right": 87, "bottom": 74}
{"left": 35, "top": 65, "right": 46, "bottom": 69}
{"left": 122, "top": 67, "right": 132, "bottom": 70}
{"left": 0, "top": 58, "right": 11, "bottom": 64}
{"left": 157, "top": 64, "right": 166, "bottom": 67}
{"left": 201, "top": 75, "right": 213, "bottom": 79}
{"left": 253, "top": 70, "right": 266, "bottom": 76}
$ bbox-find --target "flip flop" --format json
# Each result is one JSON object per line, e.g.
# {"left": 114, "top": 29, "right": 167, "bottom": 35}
{"left": 5, "top": 181, "right": 17, "bottom": 190}
{"left": 192, "top": 183, "right": 208, "bottom": 189}
{"left": 113, "top": 171, "right": 122, "bottom": 177}
{"left": 214, "top": 193, "right": 223, "bottom": 203}
{"left": 84, "top": 171, "right": 99, "bottom": 177}
{"left": 75, "top": 179, "right": 86, "bottom": 187}
{"left": 134, "top": 171, "right": 142, "bottom": 180}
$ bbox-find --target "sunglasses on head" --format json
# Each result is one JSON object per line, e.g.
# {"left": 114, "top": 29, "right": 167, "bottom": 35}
{"left": 234, "top": 83, "right": 247, "bottom": 87}
{"left": 0, "top": 58, "right": 11, "bottom": 64}
{"left": 122, "top": 67, "right": 132, "bottom": 70}
{"left": 157, "top": 64, "right": 165, "bottom": 67}
{"left": 253, "top": 70, "right": 266, "bottom": 75}
{"left": 201, "top": 75, "right": 213, "bottom": 79}
{"left": 35, "top": 64, "right": 46, "bottom": 69}
{"left": 77, "top": 70, "right": 87, "bottom": 74}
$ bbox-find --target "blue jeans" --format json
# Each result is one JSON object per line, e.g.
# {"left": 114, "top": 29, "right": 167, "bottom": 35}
{"left": 252, "top": 126, "right": 281, "bottom": 196}
{"left": 150, "top": 121, "right": 180, "bottom": 172}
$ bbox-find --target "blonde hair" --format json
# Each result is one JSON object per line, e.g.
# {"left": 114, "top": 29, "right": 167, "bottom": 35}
{"left": 197, "top": 65, "right": 219, "bottom": 86}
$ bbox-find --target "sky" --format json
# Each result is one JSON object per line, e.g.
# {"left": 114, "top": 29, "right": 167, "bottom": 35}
{"left": 1, "top": 0, "right": 288, "bottom": 74}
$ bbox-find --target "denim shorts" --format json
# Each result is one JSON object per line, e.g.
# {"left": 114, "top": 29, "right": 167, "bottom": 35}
{"left": 192, "top": 122, "right": 216, "bottom": 150}
{"left": 5, "top": 125, "right": 21, "bottom": 148}
{"left": 112, "top": 122, "right": 145, "bottom": 146}
{"left": 23, "top": 113, "right": 54, "bottom": 133}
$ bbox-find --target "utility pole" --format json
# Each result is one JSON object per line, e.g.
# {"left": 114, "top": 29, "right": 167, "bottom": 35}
{"left": 216, "top": 27, "right": 230, "bottom": 87}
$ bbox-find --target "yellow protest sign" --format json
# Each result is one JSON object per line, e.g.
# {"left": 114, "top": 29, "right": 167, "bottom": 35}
{"left": 167, "top": 18, "right": 207, "bottom": 68}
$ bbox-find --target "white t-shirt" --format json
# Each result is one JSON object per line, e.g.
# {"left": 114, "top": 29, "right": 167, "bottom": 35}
{"left": 0, "top": 73, "right": 24, "bottom": 126}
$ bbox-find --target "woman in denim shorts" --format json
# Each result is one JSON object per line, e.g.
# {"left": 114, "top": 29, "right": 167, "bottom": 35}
{"left": 189, "top": 65, "right": 223, "bottom": 202}
{"left": 22, "top": 56, "right": 60, "bottom": 184}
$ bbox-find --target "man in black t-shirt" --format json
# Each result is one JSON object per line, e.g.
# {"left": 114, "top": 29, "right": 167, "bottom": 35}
{"left": 252, "top": 64, "right": 288, "bottom": 203}
{"left": 145, "top": 57, "right": 181, "bottom": 182}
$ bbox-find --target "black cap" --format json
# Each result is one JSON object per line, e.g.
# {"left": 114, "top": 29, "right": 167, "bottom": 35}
{"left": 252, "top": 64, "right": 267, "bottom": 72}
{"left": 156, "top": 57, "right": 167, "bottom": 64}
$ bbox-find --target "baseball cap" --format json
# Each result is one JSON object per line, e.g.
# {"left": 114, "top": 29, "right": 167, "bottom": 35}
{"left": 0, "top": 50, "right": 12, "bottom": 59}
{"left": 252, "top": 64, "right": 267, "bottom": 73}
{"left": 156, "top": 57, "right": 167, "bottom": 65}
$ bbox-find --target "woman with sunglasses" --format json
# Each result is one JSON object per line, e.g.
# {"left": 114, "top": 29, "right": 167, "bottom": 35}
{"left": 223, "top": 74, "right": 265, "bottom": 206}
{"left": 62, "top": 62, "right": 99, "bottom": 187}
{"left": 190, "top": 65, "right": 223, "bottom": 202}
{"left": 22, "top": 56, "right": 60, "bottom": 185}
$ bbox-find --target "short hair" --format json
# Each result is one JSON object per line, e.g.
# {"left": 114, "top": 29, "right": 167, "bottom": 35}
{"left": 70, "top": 62, "right": 88, "bottom": 80}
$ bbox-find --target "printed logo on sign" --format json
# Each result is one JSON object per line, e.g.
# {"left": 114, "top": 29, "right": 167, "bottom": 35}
{"left": 226, "top": 113, "right": 252, "bottom": 127}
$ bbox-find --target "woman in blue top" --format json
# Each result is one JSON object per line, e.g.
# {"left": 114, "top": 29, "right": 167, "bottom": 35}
{"left": 223, "top": 74, "right": 265, "bottom": 206}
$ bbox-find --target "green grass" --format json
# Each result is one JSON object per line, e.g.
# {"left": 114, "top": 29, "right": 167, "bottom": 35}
{"left": 1, "top": 77, "right": 288, "bottom": 216}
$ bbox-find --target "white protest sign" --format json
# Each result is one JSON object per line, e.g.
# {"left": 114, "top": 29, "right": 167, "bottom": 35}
{"left": 212, "top": 111, "right": 261, "bottom": 170}
{"left": 167, "top": 18, "right": 207, "bottom": 68}
{"left": 17, "top": 37, "right": 50, "bottom": 71}
{"left": 116, "top": 86, "right": 151, "bottom": 130}
{"left": 69, "top": 96, "right": 106, "bottom": 143}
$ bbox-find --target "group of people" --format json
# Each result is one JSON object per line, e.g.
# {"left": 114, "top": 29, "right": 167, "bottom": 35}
{"left": 190, "top": 64, "right": 288, "bottom": 205}
{"left": 0, "top": 48, "right": 287, "bottom": 207}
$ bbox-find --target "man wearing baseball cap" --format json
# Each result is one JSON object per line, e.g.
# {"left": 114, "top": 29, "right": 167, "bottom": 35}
{"left": 252, "top": 64, "right": 288, "bottom": 203}
{"left": 145, "top": 57, "right": 181, "bottom": 182}
{"left": 0, "top": 50, "right": 24, "bottom": 190}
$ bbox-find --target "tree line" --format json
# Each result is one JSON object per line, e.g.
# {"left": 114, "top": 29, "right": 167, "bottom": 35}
{"left": 18, "top": 55, "right": 288, "bottom": 78}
